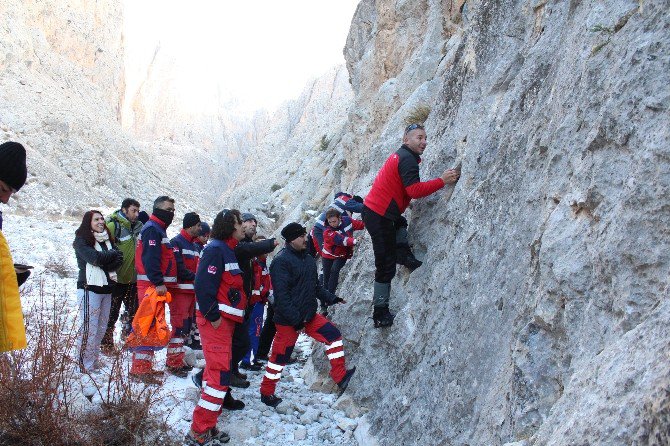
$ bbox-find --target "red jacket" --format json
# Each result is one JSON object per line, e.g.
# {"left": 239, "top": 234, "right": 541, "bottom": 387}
{"left": 194, "top": 238, "right": 247, "bottom": 323}
{"left": 135, "top": 216, "right": 177, "bottom": 288}
{"left": 364, "top": 145, "right": 445, "bottom": 220}
{"left": 322, "top": 216, "right": 365, "bottom": 260}
{"left": 250, "top": 257, "right": 272, "bottom": 305}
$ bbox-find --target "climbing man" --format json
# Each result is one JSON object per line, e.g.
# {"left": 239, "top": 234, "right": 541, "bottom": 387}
{"left": 363, "top": 123, "right": 460, "bottom": 328}
{"left": 260, "top": 222, "right": 355, "bottom": 408}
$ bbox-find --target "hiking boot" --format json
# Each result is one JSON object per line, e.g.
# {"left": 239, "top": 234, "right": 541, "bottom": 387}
{"left": 229, "top": 373, "right": 250, "bottom": 389}
{"left": 167, "top": 365, "right": 192, "bottom": 378}
{"left": 185, "top": 427, "right": 230, "bottom": 445}
{"left": 233, "top": 370, "right": 247, "bottom": 380}
{"left": 372, "top": 306, "right": 394, "bottom": 328}
{"left": 222, "top": 391, "right": 245, "bottom": 411}
{"left": 337, "top": 367, "right": 356, "bottom": 392}
{"left": 129, "top": 372, "right": 162, "bottom": 385}
{"left": 396, "top": 243, "right": 422, "bottom": 271}
{"left": 239, "top": 361, "right": 262, "bottom": 371}
{"left": 260, "top": 393, "right": 282, "bottom": 408}
{"left": 192, "top": 369, "right": 203, "bottom": 389}
{"left": 403, "top": 254, "right": 422, "bottom": 271}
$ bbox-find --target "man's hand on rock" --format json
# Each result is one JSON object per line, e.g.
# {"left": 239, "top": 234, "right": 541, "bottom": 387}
{"left": 441, "top": 169, "right": 461, "bottom": 185}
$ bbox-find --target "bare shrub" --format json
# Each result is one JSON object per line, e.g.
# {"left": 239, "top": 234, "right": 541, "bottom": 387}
{"left": 0, "top": 279, "right": 85, "bottom": 445}
{"left": 44, "top": 254, "right": 75, "bottom": 279}
{"left": 405, "top": 105, "right": 431, "bottom": 125}
{"left": 0, "top": 279, "right": 180, "bottom": 446}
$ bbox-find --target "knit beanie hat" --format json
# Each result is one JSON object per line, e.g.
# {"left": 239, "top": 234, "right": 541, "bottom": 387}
{"left": 281, "top": 222, "right": 306, "bottom": 242}
{"left": 241, "top": 212, "right": 257, "bottom": 223}
{"left": 199, "top": 222, "right": 211, "bottom": 236}
{"left": 183, "top": 212, "right": 201, "bottom": 229}
{"left": 0, "top": 142, "right": 27, "bottom": 191}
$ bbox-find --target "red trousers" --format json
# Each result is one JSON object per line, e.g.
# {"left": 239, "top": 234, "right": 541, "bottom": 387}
{"left": 260, "top": 313, "right": 346, "bottom": 396}
{"left": 191, "top": 314, "right": 235, "bottom": 434}
{"left": 166, "top": 290, "right": 195, "bottom": 368}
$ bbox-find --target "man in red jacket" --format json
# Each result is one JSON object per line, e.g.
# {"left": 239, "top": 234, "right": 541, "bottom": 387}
{"left": 363, "top": 124, "right": 460, "bottom": 328}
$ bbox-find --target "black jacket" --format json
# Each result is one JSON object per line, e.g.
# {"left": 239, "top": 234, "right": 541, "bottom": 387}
{"left": 235, "top": 236, "right": 276, "bottom": 300}
{"left": 270, "top": 245, "right": 338, "bottom": 326}
{"left": 73, "top": 236, "right": 119, "bottom": 294}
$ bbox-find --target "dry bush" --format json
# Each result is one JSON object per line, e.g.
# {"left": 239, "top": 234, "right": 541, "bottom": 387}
{"left": 0, "top": 280, "right": 85, "bottom": 445}
{"left": 405, "top": 105, "right": 431, "bottom": 125}
{"left": 44, "top": 254, "right": 75, "bottom": 279}
{"left": 0, "top": 279, "right": 180, "bottom": 446}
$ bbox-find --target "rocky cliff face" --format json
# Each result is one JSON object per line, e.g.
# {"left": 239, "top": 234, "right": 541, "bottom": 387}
{"left": 229, "top": 1, "right": 669, "bottom": 445}
{"left": 0, "top": 0, "right": 223, "bottom": 216}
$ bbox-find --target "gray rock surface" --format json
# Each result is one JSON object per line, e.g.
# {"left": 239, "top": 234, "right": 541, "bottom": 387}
{"left": 226, "top": 0, "right": 669, "bottom": 445}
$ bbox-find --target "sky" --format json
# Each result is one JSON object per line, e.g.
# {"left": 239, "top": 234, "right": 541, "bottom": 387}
{"left": 123, "top": 0, "right": 360, "bottom": 114}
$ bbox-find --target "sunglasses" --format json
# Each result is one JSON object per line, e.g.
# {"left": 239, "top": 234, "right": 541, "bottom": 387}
{"left": 405, "top": 123, "right": 425, "bottom": 134}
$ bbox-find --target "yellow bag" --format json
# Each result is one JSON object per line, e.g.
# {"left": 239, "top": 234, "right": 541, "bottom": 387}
{"left": 0, "top": 230, "right": 27, "bottom": 352}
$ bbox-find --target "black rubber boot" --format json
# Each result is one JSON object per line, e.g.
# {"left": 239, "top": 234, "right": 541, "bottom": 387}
{"left": 373, "top": 306, "right": 394, "bottom": 328}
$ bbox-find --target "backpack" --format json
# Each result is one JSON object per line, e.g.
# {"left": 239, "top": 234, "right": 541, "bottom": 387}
{"left": 125, "top": 287, "right": 172, "bottom": 350}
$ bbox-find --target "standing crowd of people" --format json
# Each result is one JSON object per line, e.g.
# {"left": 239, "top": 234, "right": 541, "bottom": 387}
{"left": 1, "top": 123, "right": 460, "bottom": 445}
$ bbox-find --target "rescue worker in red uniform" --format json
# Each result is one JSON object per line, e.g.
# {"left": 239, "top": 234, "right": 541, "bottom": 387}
{"left": 363, "top": 124, "right": 460, "bottom": 328}
{"left": 259, "top": 223, "right": 355, "bottom": 408}
{"left": 186, "top": 209, "right": 246, "bottom": 446}
{"left": 166, "top": 212, "right": 202, "bottom": 377}
{"left": 130, "top": 196, "right": 178, "bottom": 384}
{"left": 321, "top": 208, "right": 365, "bottom": 295}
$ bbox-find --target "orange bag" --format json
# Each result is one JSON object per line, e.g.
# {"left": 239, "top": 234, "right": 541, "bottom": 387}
{"left": 125, "top": 287, "right": 172, "bottom": 350}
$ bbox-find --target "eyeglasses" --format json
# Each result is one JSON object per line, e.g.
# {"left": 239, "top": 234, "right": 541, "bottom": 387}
{"left": 404, "top": 123, "right": 425, "bottom": 134}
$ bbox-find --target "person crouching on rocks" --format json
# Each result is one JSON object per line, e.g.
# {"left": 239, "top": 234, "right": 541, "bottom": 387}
{"left": 186, "top": 209, "right": 247, "bottom": 446}
{"left": 259, "top": 222, "right": 355, "bottom": 408}
{"left": 73, "top": 210, "right": 123, "bottom": 373}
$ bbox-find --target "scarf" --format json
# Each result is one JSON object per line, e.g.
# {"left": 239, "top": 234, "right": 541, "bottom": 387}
{"left": 86, "top": 231, "right": 118, "bottom": 286}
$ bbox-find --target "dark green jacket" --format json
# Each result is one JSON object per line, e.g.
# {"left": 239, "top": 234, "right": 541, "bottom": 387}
{"left": 106, "top": 210, "right": 143, "bottom": 284}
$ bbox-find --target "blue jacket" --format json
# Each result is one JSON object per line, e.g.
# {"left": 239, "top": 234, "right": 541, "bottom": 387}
{"left": 270, "top": 245, "right": 338, "bottom": 326}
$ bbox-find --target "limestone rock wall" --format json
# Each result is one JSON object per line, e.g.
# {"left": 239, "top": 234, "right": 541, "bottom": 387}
{"left": 239, "top": 0, "right": 669, "bottom": 445}
{"left": 0, "top": 0, "right": 216, "bottom": 215}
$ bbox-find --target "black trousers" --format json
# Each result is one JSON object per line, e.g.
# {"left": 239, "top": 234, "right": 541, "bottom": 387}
{"left": 231, "top": 316, "right": 251, "bottom": 371}
{"left": 322, "top": 257, "right": 347, "bottom": 294}
{"left": 362, "top": 206, "right": 398, "bottom": 283}
{"left": 103, "top": 282, "right": 137, "bottom": 340}
{"left": 256, "top": 304, "right": 276, "bottom": 358}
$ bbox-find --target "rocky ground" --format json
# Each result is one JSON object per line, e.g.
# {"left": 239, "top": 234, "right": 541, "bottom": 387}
{"left": 4, "top": 213, "right": 375, "bottom": 446}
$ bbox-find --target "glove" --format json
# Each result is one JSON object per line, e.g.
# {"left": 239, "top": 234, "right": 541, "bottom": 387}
{"left": 352, "top": 195, "right": 364, "bottom": 203}
{"left": 103, "top": 250, "right": 123, "bottom": 271}
{"left": 97, "top": 249, "right": 117, "bottom": 266}
{"left": 294, "top": 322, "right": 305, "bottom": 331}
{"left": 16, "top": 270, "right": 31, "bottom": 286}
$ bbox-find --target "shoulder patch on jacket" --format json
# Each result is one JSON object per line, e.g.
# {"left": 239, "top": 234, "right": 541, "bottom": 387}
{"left": 207, "top": 265, "right": 217, "bottom": 274}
